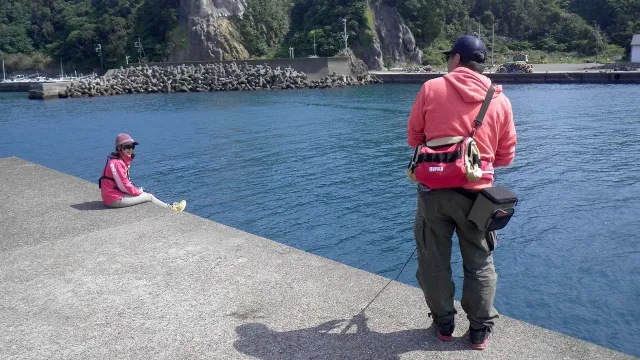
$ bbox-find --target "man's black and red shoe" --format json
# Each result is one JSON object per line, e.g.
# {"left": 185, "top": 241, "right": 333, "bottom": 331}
{"left": 435, "top": 321, "right": 455, "bottom": 341}
{"left": 470, "top": 326, "right": 491, "bottom": 350}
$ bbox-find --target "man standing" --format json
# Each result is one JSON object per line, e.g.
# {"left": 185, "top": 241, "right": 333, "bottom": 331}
{"left": 406, "top": 35, "right": 517, "bottom": 350}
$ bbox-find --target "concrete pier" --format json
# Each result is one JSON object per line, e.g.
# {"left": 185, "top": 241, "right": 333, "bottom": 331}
{"left": 0, "top": 81, "right": 71, "bottom": 95}
{"left": 26, "top": 82, "right": 71, "bottom": 99}
{"left": 371, "top": 70, "right": 640, "bottom": 84}
{"left": 0, "top": 157, "right": 636, "bottom": 359}
{"left": 0, "top": 81, "right": 34, "bottom": 92}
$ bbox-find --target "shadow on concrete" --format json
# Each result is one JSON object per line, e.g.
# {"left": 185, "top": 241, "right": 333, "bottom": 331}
{"left": 233, "top": 312, "right": 468, "bottom": 360}
{"left": 71, "top": 201, "right": 109, "bottom": 211}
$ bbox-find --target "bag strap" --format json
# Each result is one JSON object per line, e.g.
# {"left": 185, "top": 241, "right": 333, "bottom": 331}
{"left": 470, "top": 84, "right": 495, "bottom": 137}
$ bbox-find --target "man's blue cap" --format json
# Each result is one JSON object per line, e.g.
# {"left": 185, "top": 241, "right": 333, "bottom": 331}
{"left": 442, "top": 35, "right": 488, "bottom": 63}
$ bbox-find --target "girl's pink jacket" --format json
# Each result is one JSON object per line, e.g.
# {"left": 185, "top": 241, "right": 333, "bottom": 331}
{"left": 100, "top": 155, "right": 143, "bottom": 205}
{"left": 407, "top": 67, "right": 517, "bottom": 190}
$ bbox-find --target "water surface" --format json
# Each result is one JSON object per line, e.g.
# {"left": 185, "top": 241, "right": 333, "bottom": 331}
{"left": 1, "top": 83, "right": 639, "bottom": 356}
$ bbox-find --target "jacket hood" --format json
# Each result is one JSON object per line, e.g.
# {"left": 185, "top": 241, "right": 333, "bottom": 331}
{"left": 108, "top": 152, "right": 133, "bottom": 166}
{"left": 444, "top": 67, "right": 503, "bottom": 103}
{"left": 120, "top": 154, "right": 133, "bottom": 166}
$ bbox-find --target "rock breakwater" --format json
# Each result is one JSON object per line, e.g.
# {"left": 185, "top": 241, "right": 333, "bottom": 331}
{"left": 60, "top": 63, "right": 382, "bottom": 98}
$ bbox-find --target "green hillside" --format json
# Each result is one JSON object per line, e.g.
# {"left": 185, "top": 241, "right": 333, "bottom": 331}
{"left": 1, "top": 0, "right": 638, "bottom": 72}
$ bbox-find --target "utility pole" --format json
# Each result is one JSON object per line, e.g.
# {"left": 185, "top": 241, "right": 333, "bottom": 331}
{"left": 1, "top": 55, "right": 5, "bottom": 82}
{"left": 342, "top": 18, "right": 348, "bottom": 51}
{"left": 593, "top": 21, "right": 601, "bottom": 64}
{"left": 289, "top": 47, "right": 294, "bottom": 59}
{"left": 478, "top": 21, "right": 481, "bottom": 40}
{"left": 134, "top": 38, "right": 145, "bottom": 63}
{"left": 313, "top": 32, "right": 317, "bottom": 57}
{"left": 95, "top": 44, "right": 103, "bottom": 75}
{"left": 492, "top": 22, "right": 495, "bottom": 68}
{"left": 125, "top": 55, "right": 130, "bottom": 65}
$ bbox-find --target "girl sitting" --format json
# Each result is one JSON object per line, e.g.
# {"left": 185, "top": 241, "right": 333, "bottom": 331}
{"left": 99, "top": 133, "right": 186, "bottom": 212}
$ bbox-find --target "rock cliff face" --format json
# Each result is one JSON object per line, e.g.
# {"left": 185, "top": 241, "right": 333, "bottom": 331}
{"left": 169, "top": 0, "right": 249, "bottom": 62}
{"left": 361, "top": 1, "right": 422, "bottom": 70}
{"left": 169, "top": 0, "right": 421, "bottom": 71}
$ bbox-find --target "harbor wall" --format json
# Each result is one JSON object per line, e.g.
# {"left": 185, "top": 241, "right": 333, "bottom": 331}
{"left": 0, "top": 82, "right": 35, "bottom": 92}
{"left": 371, "top": 71, "right": 640, "bottom": 84}
{"left": 26, "top": 82, "right": 72, "bottom": 99}
{"left": 146, "top": 57, "right": 353, "bottom": 78}
{"left": 13, "top": 57, "right": 353, "bottom": 98}
{"left": 17, "top": 68, "right": 640, "bottom": 100}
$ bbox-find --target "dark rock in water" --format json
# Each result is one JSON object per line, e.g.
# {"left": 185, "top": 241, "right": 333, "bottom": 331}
{"left": 62, "top": 62, "right": 383, "bottom": 98}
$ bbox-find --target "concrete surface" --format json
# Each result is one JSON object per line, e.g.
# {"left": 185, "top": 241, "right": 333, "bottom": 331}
{"left": 1, "top": 81, "right": 71, "bottom": 94}
{"left": 0, "top": 82, "right": 42, "bottom": 92}
{"left": 529, "top": 63, "right": 603, "bottom": 72}
{"left": 27, "top": 82, "right": 71, "bottom": 99}
{"left": 371, "top": 70, "right": 640, "bottom": 84}
{"left": 0, "top": 81, "right": 33, "bottom": 92}
{"left": 0, "top": 157, "right": 636, "bottom": 360}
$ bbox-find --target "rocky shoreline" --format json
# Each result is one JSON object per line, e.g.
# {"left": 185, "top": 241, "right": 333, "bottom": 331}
{"left": 60, "top": 62, "right": 383, "bottom": 98}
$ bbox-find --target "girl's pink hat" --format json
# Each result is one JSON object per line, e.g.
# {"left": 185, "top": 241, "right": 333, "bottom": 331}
{"left": 115, "top": 133, "right": 139, "bottom": 148}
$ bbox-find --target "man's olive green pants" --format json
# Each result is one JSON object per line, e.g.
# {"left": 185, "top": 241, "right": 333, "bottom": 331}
{"left": 413, "top": 185, "right": 499, "bottom": 330}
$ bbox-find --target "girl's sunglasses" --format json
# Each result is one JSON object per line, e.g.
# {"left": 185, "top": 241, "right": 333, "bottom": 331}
{"left": 122, "top": 144, "right": 135, "bottom": 150}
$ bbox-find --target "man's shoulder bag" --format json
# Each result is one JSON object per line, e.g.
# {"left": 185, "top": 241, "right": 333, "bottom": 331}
{"left": 406, "top": 85, "right": 495, "bottom": 189}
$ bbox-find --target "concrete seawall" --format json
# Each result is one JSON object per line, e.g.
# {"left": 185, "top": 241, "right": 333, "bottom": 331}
{"left": 0, "top": 81, "right": 41, "bottom": 92}
{"left": 371, "top": 71, "right": 640, "bottom": 84}
{"left": 147, "top": 56, "right": 353, "bottom": 79}
{"left": 0, "top": 81, "right": 72, "bottom": 99}
{"left": 14, "top": 63, "right": 640, "bottom": 100}
{"left": 27, "top": 82, "right": 72, "bottom": 99}
{"left": 0, "top": 157, "right": 636, "bottom": 359}
{"left": 23, "top": 57, "right": 354, "bottom": 99}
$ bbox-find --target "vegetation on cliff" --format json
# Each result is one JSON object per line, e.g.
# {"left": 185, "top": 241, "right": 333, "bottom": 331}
{"left": 276, "top": 0, "right": 372, "bottom": 58}
{"left": 234, "top": 0, "right": 294, "bottom": 57}
{"left": 0, "top": 0, "right": 179, "bottom": 71}
{"left": 1, "top": 0, "right": 639, "bottom": 72}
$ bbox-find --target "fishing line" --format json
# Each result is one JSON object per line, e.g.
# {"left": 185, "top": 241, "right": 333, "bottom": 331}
{"left": 340, "top": 246, "right": 417, "bottom": 334}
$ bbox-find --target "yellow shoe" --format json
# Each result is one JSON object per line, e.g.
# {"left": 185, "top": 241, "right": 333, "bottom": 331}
{"left": 169, "top": 200, "right": 186, "bottom": 212}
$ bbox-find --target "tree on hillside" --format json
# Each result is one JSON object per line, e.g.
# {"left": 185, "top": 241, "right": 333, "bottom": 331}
{"left": 0, "top": 0, "right": 638, "bottom": 69}
{"left": 281, "top": 0, "right": 370, "bottom": 57}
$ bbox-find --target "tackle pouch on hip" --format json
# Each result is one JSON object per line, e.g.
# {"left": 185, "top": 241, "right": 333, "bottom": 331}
{"left": 467, "top": 186, "right": 518, "bottom": 231}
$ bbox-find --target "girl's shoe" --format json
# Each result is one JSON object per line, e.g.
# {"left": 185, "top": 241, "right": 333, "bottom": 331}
{"left": 169, "top": 200, "right": 187, "bottom": 212}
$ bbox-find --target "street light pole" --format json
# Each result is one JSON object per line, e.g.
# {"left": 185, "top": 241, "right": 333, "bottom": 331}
{"left": 492, "top": 22, "right": 495, "bottom": 68}
{"left": 95, "top": 44, "right": 103, "bottom": 75}
{"left": 593, "top": 21, "right": 601, "bottom": 64}
{"left": 1, "top": 55, "right": 5, "bottom": 82}
{"left": 313, "top": 32, "right": 317, "bottom": 57}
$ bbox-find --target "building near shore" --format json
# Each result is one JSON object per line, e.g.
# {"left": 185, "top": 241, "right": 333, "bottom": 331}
{"left": 632, "top": 34, "right": 640, "bottom": 62}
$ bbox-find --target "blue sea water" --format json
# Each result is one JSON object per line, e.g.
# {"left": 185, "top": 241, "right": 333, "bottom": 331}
{"left": 1, "top": 83, "right": 639, "bottom": 357}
